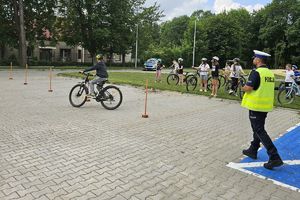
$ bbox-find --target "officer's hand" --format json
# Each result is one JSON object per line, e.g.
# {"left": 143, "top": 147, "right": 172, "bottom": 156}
{"left": 79, "top": 71, "right": 83, "bottom": 74}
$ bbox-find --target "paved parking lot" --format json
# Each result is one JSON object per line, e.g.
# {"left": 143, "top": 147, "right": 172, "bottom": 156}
{"left": 0, "top": 70, "right": 299, "bottom": 200}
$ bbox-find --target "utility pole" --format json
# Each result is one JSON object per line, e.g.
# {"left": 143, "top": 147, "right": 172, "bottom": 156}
{"left": 192, "top": 20, "right": 197, "bottom": 67}
{"left": 13, "top": 0, "right": 27, "bottom": 68}
{"left": 135, "top": 24, "right": 138, "bottom": 69}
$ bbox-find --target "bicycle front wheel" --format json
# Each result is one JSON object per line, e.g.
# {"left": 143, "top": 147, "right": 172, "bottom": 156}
{"left": 69, "top": 84, "right": 88, "bottom": 107}
{"left": 167, "top": 74, "right": 179, "bottom": 85}
{"left": 224, "top": 80, "right": 232, "bottom": 92}
{"left": 100, "top": 85, "right": 123, "bottom": 110}
{"left": 277, "top": 89, "right": 295, "bottom": 105}
{"left": 219, "top": 75, "right": 226, "bottom": 87}
{"left": 238, "top": 85, "right": 245, "bottom": 100}
{"left": 186, "top": 75, "right": 197, "bottom": 91}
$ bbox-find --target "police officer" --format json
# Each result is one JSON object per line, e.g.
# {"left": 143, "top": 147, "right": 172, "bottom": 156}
{"left": 241, "top": 50, "right": 283, "bottom": 170}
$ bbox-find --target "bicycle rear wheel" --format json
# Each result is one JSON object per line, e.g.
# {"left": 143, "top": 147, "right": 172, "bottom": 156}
{"left": 207, "top": 77, "right": 221, "bottom": 91}
{"left": 186, "top": 75, "right": 197, "bottom": 91}
{"left": 277, "top": 89, "right": 295, "bottom": 105}
{"left": 167, "top": 74, "right": 179, "bottom": 85}
{"left": 69, "top": 84, "right": 88, "bottom": 107}
{"left": 100, "top": 85, "right": 123, "bottom": 110}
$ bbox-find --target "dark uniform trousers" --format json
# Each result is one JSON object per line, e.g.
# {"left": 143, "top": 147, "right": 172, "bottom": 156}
{"left": 249, "top": 110, "right": 280, "bottom": 160}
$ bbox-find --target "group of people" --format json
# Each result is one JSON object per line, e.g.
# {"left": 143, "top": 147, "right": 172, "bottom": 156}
{"left": 155, "top": 56, "right": 247, "bottom": 97}
{"left": 192, "top": 56, "right": 220, "bottom": 97}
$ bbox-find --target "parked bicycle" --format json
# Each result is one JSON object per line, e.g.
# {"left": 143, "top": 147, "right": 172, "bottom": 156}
{"left": 69, "top": 72, "right": 123, "bottom": 110}
{"left": 166, "top": 67, "right": 192, "bottom": 85}
{"left": 225, "top": 74, "right": 247, "bottom": 98}
{"left": 277, "top": 79, "right": 300, "bottom": 105}
{"left": 185, "top": 73, "right": 223, "bottom": 91}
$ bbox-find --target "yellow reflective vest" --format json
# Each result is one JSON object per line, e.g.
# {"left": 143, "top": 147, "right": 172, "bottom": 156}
{"left": 241, "top": 67, "right": 275, "bottom": 112}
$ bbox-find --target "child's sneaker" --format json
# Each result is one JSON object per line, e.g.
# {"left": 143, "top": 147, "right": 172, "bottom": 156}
{"left": 200, "top": 89, "right": 203, "bottom": 92}
{"left": 204, "top": 89, "right": 207, "bottom": 92}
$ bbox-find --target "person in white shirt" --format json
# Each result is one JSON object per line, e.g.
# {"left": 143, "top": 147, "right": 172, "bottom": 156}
{"left": 229, "top": 58, "right": 246, "bottom": 95}
{"left": 223, "top": 60, "right": 232, "bottom": 83}
{"left": 170, "top": 60, "right": 179, "bottom": 74}
{"left": 284, "top": 64, "right": 295, "bottom": 88}
{"left": 193, "top": 58, "right": 210, "bottom": 92}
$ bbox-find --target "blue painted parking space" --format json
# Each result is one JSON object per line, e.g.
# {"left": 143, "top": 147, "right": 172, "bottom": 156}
{"left": 228, "top": 124, "right": 300, "bottom": 191}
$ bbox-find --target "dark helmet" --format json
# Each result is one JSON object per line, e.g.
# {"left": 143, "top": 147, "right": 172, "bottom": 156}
{"left": 292, "top": 65, "right": 298, "bottom": 70}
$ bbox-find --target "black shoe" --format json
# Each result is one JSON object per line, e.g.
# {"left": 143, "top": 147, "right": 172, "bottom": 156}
{"left": 263, "top": 159, "right": 283, "bottom": 170}
{"left": 242, "top": 148, "right": 257, "bottom": 159}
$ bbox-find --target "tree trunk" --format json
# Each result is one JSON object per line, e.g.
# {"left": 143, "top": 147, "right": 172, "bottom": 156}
{"left": 0, "top": 44, "right": 4, "bottom": 60}
{"left": 122, "top": 53, "right": 126, "bottom": 66}
{"left": 13, "top": 0, "right": 27, "bottom": 68}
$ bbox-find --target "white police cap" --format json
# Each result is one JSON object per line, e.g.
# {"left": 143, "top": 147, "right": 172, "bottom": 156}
{"left": 201, "top": 58, "right": 207, "bottom": 61}
{"left": 253, "top": 50, "right": 271, "bottom": 59}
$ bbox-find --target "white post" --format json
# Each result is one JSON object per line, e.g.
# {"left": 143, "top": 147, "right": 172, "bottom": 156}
{"left": 192, "top": 20, "right": 197, "bottom": 67}
{"left": 82, "top": 48, "right": 85, "bottom": 63}
{"left": 135, "top": 24, "right": 138, "bottom": 69}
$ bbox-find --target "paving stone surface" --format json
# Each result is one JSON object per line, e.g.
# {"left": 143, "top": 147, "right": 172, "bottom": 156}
{"left": 0, "top": 69, "right": 299, "bottom": 200}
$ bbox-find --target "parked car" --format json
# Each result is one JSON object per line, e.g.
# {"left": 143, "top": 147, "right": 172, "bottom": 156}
{"left": 143, "top": 58, "right": 158, "bottom": 71}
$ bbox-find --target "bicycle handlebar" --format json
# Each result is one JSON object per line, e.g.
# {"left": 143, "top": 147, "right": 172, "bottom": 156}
{"left": 79, "top": 71, "right": 94, "bottom": 77}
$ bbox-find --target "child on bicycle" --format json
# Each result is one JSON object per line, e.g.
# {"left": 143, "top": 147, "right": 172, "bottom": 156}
{"left": 229, "top": 58, "right": 246, "bottom": 95}
{"left": 155, "top": 59, "right": 164, "bottom": 83}
{"left": 192, "top": 58, "right": 210, "bottom": 92}
{"left": 284, "top": 64, "right": 295, "bottom": 89}
{"left": 80, "top": 54, "right": 108, "bottom": 97}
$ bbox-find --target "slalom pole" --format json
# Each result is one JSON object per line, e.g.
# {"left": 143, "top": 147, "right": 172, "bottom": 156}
{"left": 142, "top": 79, "right": 149, "bottom": 118}
{"left": 24, "top": 63, "right": 28, "bottom": 85}
{"left": 48, "top": 66, "right": 53, "bottom": 92}
{"left": 9, "top": 62, "right": 13, "bottom": 80}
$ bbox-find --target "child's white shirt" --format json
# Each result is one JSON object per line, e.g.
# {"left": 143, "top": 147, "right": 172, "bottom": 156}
{"left": 285, "top": 70, "right": 295, "bottom": 82}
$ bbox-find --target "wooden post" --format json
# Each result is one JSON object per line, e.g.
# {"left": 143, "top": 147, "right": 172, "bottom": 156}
{"left": 9, "top": 62, "right": 13, "bottom": 80}
{"left": 142, "top": 79, "right": 149, "bottom": 118}
{"left": 48, "top": 66, "right": 53, "bottom": 92}
{"left": 24, "top": 63, "right": 28, "bottom": 85}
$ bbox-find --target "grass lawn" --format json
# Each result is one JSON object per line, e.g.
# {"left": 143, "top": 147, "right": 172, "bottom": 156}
{"left": 58, "top": 70, "right": 300, "bottom": 110}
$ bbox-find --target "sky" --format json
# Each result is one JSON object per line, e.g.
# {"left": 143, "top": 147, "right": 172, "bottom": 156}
{"left": 145, "top": 0, "right": 272, "bottom": 21}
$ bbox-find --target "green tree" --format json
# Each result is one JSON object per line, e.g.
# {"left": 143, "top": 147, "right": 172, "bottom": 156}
{"left": 57, "top": 0, "right": 162, "bottom": 64}
{"left": 256, "top": 0, "right": 300, "bottom": 67}
{"left": 160, "top": 15, "right": 190, "bottom": 48}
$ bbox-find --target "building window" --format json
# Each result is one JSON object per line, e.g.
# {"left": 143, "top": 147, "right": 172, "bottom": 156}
{"left": 40, "top": 49, "right": 52, "bottom": 62}
{"left": 115, "top": 54, "right": 122, "bottom": 62}
{"left": 78, "top": 50, "right": 82, "bottom": 59}
{"left": 60, "top": 49, "right": 71, "bottom": 62}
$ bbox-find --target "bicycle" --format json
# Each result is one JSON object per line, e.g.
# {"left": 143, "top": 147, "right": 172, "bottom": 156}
{"left": 166, "top": 67, "right": 192, "bottom": 86}
{"left": 225, "top": 74, "right": 247, "bottom": 97}
{"left": 69, "top": 72, "right": 123, "bottom": 110}
{"left": 277, "top": 79, "right": 300, "bottom": 105}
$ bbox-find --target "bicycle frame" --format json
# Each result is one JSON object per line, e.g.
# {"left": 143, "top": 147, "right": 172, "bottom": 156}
{"left": 286, "top": 80, "right": 300, "bottom": 96}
